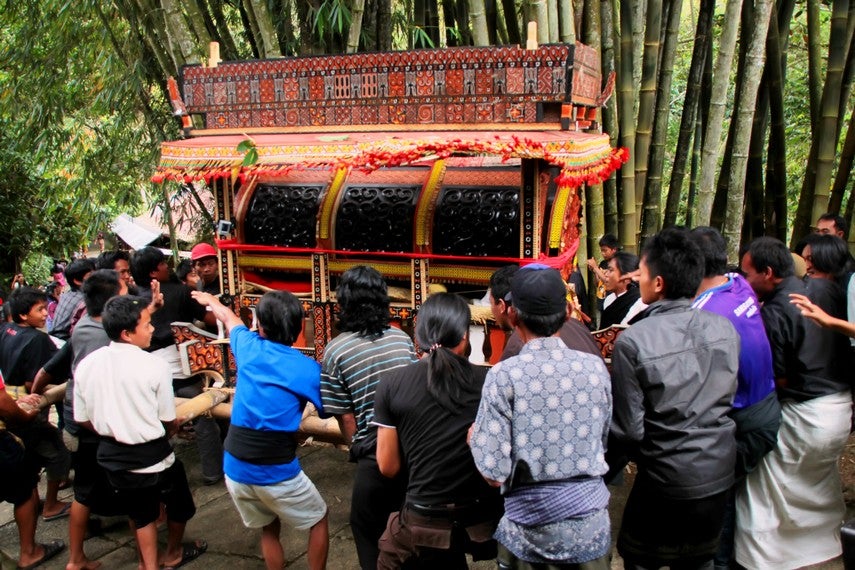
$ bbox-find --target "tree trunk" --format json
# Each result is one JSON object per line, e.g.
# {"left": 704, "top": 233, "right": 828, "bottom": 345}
{"left": 501, "top": 0, "right": 521, "bottom": 44}
{"left": 183, "top": 0, "right": 212, "bottom": 46}
{"left": 160, "top": 0, "right": 200, "bottom": 64}
{"left": 377, "top": 0, "right": 393, "bottom": 50}
{"left": 686, "top": 102, "right": 705, "bottom": 228}
{"left": 764, "top": 4, "right": 788, "bottom": 240}
{"left": 723, "top": 0, "right": 774, "bottom": 261}
{"left": 618, "top": 0, "right": 638, "bottom": 251}
{"left": 244, "top": 0, "right": 280, "bottom": 57}
{"left": 798, "top": 0, "right": 850, "bottom": 239}
{"left": 664, "top": 0, "right": 713, "bottom": 227}
{"left": 469, "top": 0, "right": 491, "bottom": 45}
{"left": 806, "top": 0, "right": 823, "bottom": 125}
{"left": 347, "top": 0, "right": 366, "bottom": 52}
{"left": 696, "top": 0, "right": 743, "bottom": 226}
{"left": 207, "top": 0, "right": 240, "bottom": 59}
{"left": 561, "top": 0, "right": 578, "bottom": 42}
{"left": 633, "top": 0, "right": 662, "bottom": 216}
{"left": 601, "top": 0, "right": 619, "bottom": 236}
{"left": 640, "top": 0, "right": 681, "bottom": 241}
{"left": 547, "top": 0, "right": 559, "bottom": 41}
{"left": 831, "top": 105, "right": 855, "bottom": 214}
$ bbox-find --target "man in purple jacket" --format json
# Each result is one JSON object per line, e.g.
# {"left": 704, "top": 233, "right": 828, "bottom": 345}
{"left": 690, "top": 227, "right": 780, "bottom": 570}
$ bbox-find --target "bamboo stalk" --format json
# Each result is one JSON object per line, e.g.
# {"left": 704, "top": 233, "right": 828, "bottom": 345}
{"left": 696, "top": 0, "right": 744, "bottom": 226}
{"left": 664, "top": 0, "right": 713, "bottom": 227}
{"left": 469, "top": 0, "right": 491, "bottom": 45}
{"left": 618, "top": 0, "right": 638, "bottom": 250}
{"left": 722, "top": 0, "right": 775, "bottom": 261}
{"left": 634, "top": 0, "right": 663, "bottom": 214}
{"left": 347, "top": 0, "right": 366, "bottom": 52}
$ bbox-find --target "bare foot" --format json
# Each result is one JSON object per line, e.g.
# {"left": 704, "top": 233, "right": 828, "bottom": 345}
{"left": 66, "top": 559, "right": 102, "bottom": 570}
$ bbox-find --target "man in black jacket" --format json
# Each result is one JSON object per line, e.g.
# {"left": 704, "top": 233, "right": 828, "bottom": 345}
{"left": 736, "top": 237, "right": 852, "bottom": 568}
{"left": 610, "top": 228, "right": 739, "bottom": 570}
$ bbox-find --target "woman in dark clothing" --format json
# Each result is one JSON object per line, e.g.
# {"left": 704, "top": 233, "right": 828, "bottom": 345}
{"left": 374, "top": 293, "right": 502, "bottom": 569}
{"left": 600, "top": 251, "right": 645, "bottom": 329}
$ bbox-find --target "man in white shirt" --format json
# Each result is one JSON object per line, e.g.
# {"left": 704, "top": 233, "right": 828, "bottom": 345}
{"left": 74, "top": 296, "right": 206, "bottom": 570}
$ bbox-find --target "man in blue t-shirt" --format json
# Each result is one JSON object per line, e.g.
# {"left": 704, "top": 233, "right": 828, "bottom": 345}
{"left": 192, "top": 290, "right": 329, "bottom": 570}
{"left": 690, "top": 227, "right": 780, "bottom": 570}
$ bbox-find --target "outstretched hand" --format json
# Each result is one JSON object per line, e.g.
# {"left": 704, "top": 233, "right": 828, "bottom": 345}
{"left": 148, "top": 279, "right": 164, "bottom": 312}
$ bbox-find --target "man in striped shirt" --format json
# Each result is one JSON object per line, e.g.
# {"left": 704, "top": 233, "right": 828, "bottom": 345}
{"left": 320, "top": 266, "right": 417, "bottom": 570}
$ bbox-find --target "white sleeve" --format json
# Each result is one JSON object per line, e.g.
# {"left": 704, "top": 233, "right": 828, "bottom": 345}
{"left": 154, "top": 360, "right": 177, "bottom": 422}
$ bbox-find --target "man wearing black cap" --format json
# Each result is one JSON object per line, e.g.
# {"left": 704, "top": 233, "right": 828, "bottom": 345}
{"left": 471, "top": 266, "right": 613, "bottom": 568}
{"left": 609, "top": 228, "right": 739, "bottom": 570}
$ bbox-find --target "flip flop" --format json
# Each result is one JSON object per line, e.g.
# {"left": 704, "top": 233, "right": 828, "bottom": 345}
{"left": 162, "top": 539, "right": 207, "bottom": 569}
{"left": 16, "top": 539, "right": 65, "bottom": 569}
{"left": 42, "top": 502, "right": 71, "bottom": 521}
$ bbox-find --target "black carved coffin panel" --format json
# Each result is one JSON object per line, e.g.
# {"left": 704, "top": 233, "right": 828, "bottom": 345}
{"left": 336, "top": 185, "right": 419, "bottom": 252}
{"left": 433, "top": 187, "right": 520, "bottom": 257}
{"left": 244, "top": 184, "right": 323, "bottom": 247}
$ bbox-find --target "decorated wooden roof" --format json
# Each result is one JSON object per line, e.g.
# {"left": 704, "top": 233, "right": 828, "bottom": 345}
{"left": 178, "top": 43, "right": 603, "bottom": 132}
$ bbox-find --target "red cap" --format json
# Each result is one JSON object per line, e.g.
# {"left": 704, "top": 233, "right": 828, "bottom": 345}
{"left": 190, "top": 243, "right": 218, "bottom": 261}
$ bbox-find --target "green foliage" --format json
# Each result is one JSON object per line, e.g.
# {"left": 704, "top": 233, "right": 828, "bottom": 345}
{"left": 21, "top": 252, "right": 53, "bottom": 287}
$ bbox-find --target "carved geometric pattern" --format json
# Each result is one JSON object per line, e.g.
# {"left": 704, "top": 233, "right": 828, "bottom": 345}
{"left": 244, "top": 184, "right": 323, "bottom": 247}
{"left": 181, "top": 44, "right": 593, "bottom": 129}
{"left": 335, "top": 185, "right": 419, "bottom": 252}
{"left": 432, "top": 186, "right": 520, "bottom": 257}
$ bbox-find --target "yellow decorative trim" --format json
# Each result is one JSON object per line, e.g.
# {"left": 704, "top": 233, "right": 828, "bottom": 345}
{"left": 549, "top": 186, "right": 573, "bottom": 249}
{"left": 319, "top": 168, "right": 348, "bottom": 240}
{"left": 415, "top": 160, "right": 446, "bottom": 247}
{"left": 429, "top": 266, "right": 495, "bottom": 282}
{"left": 238, "top": 256, "right": 313, "bottom": 270}
{"left": 327, "top": 260, "right": 412, "bottom": 278}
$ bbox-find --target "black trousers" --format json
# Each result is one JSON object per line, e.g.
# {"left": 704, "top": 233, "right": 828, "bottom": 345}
{"left": 618, "top": 474, "right": 728, "bottom": 570}
{"left": 350, "top": 456, "right": 406, "bottom": 570}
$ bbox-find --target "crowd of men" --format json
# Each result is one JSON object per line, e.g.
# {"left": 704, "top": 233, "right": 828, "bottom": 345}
{"left": 0, "top": 215, "right": 853, "bottom": 570}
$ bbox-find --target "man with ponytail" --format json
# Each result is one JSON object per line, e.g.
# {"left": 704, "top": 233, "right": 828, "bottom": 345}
{"left": 471, "top": 266, "right": 613, "bottom": 569}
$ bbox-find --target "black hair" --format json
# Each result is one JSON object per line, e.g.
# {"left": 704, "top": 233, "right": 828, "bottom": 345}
{"left": 176, "top": 259, "right": 194, "bottom": 283}
{"left": 598, "top": 234, "right": 620, "bottom": 250}
{"left": 744, "top": 236, "right": 795, "bottom": 279}
{"left": 690, "top": 226, "right": 728, "bottom": 278}
{"left": 102, "top": 295, "right": 148, "bottom": 342}
{"left": 82, "top": 269, "right": 123, "bottom": 318}
{"left": 336, "top": 265, "right": 390, "bottom": 338}
{"left": 130, "top": 247, "right": 165, "bottom": 285}
{"left": 64, "top": 259, "right": 96, "bottom": 291}
{"left": 513, "top": 306, "right": 566, "bottom": 337}
{"left": 489, "top": 265, "right": 519, "bottom": 303}
{"left": 96, "top": 250, "right": 130, "bottom": 271}
{"left": 818, "top": 212, "right": 848, "bottom": 238}
{"left": 8, "top": 287, "right": 47, "bottom": 324}
{"left": 611, "top": 251, "right": 640, "bottom": 276}
{"left": 642, "top": 227, "right": 704, "bottom": 300}
{"left": 256, "top": 290, "right": 304, "bottom": 346}
{"left": 415, "top": 293, "right": 476, "bottom": 414}
{"left": 800, "top": 233, "right": 848, "bottom": 279}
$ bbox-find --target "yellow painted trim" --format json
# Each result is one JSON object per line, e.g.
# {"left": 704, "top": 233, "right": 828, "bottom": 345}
{"left": 549, "top": 186, "right": 573, "bottom": 249}
{"left": 238, "top": 256, "right": 313, "bottom": 270}
{"left": 319, "top": 168, "right": 348, "bottom": 240}
{"left": 415, "top": 160, "right": 446, "bottom": 247}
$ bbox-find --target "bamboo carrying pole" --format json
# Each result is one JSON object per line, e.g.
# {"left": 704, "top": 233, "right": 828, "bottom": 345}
{"left": 26, "top": 384, "right": 346, "bottom": 446}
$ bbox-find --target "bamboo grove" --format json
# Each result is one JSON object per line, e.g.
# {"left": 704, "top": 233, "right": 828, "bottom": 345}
{"left": 1, "top": 0, "right": 854, "bottom": 264}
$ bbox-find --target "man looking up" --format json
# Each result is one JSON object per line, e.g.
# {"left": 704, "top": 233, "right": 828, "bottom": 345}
{"left": 737, "top": 237, "right": 851, "bottom": 568}
{"left": 74, "top": 296, "right": 206, "bottom": 570}
{"left": 610, "top": 227, "right": 739, "bottom": 570}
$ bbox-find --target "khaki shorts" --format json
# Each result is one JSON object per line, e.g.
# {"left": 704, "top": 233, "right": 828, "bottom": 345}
{"left": 225, "top": 471, "right": 327, "bottom": 530}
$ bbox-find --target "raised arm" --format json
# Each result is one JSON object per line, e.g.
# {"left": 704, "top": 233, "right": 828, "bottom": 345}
{"left": 191, "top": 291, "right": 244, "bottom": 332}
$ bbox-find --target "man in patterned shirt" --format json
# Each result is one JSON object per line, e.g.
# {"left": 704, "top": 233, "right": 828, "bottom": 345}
{"left": 320, "top": 266, "right": 417, "bottom": 570}
{"left": 471, "top": 266, "right": 613, "bottom": 569}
